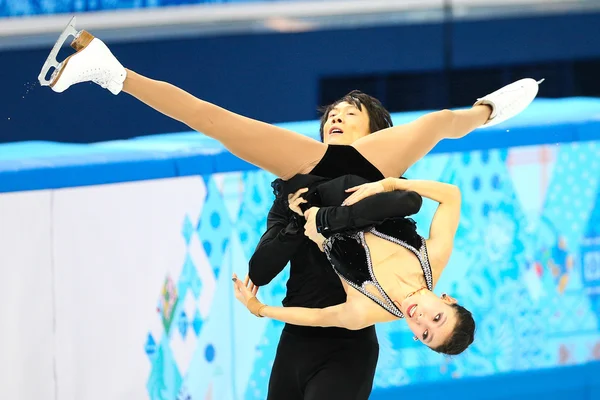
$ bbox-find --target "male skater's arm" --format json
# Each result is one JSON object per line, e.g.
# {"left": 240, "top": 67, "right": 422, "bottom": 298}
{"left": 248, "top": 198, "right": 304, "bottom": 286}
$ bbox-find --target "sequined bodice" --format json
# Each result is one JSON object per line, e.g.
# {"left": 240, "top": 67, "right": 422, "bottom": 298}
{"left": 323, "top": 218, "right": 434, "bottom": 318}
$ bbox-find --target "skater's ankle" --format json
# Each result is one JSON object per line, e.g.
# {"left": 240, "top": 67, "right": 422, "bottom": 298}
{"left": 474, "top": 104, "right": 493, "bottom": 124}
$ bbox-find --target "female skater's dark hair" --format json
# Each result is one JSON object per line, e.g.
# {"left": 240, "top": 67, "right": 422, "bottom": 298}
{"left": 318, "top": 90, "right": 393, "bottom": 141}
{"left": 432, "top": 304, "right": 475, "bottom": 356}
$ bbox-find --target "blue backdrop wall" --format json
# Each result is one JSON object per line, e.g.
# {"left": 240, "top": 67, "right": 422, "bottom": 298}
{"left": 1, "top": 10, "right": 600, "bottom": 144}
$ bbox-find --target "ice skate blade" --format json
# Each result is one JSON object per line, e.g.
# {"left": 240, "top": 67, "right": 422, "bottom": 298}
{"left": 38, "top": 16, "right": 79, "bottom": 87}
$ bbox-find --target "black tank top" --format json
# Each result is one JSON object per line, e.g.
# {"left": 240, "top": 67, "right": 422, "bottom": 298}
{"left": 310, "top": 145, "right": 384, "bottom": 181}
{"left": 275, "top": 145, "right": 386, "bottom": 215}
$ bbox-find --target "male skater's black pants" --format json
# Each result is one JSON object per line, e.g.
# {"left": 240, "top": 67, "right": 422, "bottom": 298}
{"left": 267, "top": 325, "right": 379, "bottom": 400}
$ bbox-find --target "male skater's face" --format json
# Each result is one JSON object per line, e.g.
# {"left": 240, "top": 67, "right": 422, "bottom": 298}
{"left": 322, "top": 101, "right": 371, "bottom": 145}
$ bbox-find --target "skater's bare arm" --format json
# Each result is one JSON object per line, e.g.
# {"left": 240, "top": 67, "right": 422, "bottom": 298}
{"left": 233, "top": 274, "right": 396, "bottom": 329}
{"left": 415, "top": 181, "right": 461, "bottom": 276}
{"left": 257, "top": 291, "right": 397, "bottom": 329}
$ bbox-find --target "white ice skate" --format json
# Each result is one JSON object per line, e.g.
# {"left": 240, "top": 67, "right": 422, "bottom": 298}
{"left": 38, "top": 17, "right": 126, "bottom": 95}
{"left": 475, "top": 78, "right": 544, "bottom": 128}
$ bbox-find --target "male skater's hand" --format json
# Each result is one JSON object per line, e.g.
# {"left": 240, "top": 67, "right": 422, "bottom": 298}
{"left": 303, "top": 207, "right": 326, "bottom": 252}
{"left": 288, "top": 188, "right": 308, "bottom": 216}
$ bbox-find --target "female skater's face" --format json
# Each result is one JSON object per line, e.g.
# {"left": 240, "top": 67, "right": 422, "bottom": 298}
{"left": 400, "top": 290, "right": 458, "bottom": 349}
{"left": 322, "top": 101, "right": 371, "bottom": 145}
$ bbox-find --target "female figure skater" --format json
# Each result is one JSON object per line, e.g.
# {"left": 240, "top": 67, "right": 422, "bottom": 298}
{"left": 234, "top": 173, "right": 472, "bottom": 356}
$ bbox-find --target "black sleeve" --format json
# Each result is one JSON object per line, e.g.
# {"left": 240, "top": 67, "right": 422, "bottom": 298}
{"left": 315, "top": 190, "right": 423, "bottom": 237}
{"left": 248, "top": 198, "right": 305, "bottom": 286}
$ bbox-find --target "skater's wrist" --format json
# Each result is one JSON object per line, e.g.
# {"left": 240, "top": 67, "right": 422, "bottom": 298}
{"left": 247, "top": 297, "right": 266, "bottom": 317}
